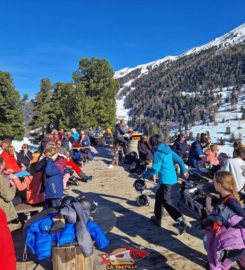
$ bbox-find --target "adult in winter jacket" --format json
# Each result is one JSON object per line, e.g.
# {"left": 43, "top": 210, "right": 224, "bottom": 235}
{"left": 70, "top": 128, "right": 80, "bottom": 143}
{"left": 0, "top": 145, "right": 22, "bottom": 173}
{"left": 188, "top": 137, "right": 209, "bottom": 168}
{"left": 0, "top": 158, "right": 17, "bottom": 222}
{"left": 61, "top": 131, "right": 72, "bottom": 152}
{"left": 224, "top": 146, "right": 245, "bottom": 192}
{"left": 0, "top": 208, "right": 16, "bottom": 270}
{"left": 40, "top": 134, "right": 54, "bottom": 154}
{"left": 114, "top": 119, "right": 129, "bottom": 154}
{"left": 171, "top": 134, "right": 189, "bottom": 160}
{"left": 17, "top": 144, "right": 33, "bottom": 169}
{"left": 143, "top": 134, "right": 191, "bottom": 234}
{"left": 79, "top": 131, "right": 91, "bottom": 147}
{"left": 137, "top": 136, "right": 153, "bottom": 162}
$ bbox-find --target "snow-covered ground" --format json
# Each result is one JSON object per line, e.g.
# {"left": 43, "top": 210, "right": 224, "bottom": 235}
{"left": 189, "top": 120, "right": 245, "bottom": 157}
{"left": 12, "top": 137, "right": 38, "bottom": 152}
{"left": 183, "top": 86, "right": 245, "bottom": 157}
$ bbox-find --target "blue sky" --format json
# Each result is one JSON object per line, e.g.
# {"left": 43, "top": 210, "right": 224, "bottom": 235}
{"left": 0, "top": 0, "right": 245, "bottom": 98}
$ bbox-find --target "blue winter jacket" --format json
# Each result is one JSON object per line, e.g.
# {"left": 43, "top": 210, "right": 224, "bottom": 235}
{"left": 70, "top": 132, "right": 80, "bottom": 143}
{"left": 188, "top": 141, "right": 204, "bottom": 168}
{"left": 25, "top": 215, "right": 75, "bottom": 261}
{"left": 25, "top": 214, "right": 76, "bottom": 260}
{"left": 45, "top": 158, "right": 64, "bottom": 199}
{"left": 87, "top": 220, "right": 109, "bottom": 249}
{"left": 144, "top": 144, "right": 187, "bottom": 185}
{"left": 26, "top": 215, "right": 109, "bottom": 261}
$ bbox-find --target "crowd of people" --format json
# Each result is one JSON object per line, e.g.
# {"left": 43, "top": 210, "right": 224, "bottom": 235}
{"left": 0, "top": 126, "right": 115, "bottom": 269}
{"left": 128, "top": 131, "right": 245, "bottom": 270}
{"left": 0, "top": 122, "right": 245, "bottom": 270}
{"left": 111, "top": 118, "right": 245, "bottom": 269}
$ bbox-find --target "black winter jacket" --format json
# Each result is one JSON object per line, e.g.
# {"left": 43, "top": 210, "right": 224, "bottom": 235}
{"left": 17, "top": 150, "right": 33, "bottom": 168}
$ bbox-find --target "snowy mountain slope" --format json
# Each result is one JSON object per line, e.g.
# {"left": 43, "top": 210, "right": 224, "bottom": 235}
{"left": 115, "top": 22, "right": 245, "bottom": 121}
{"left": 114, "top": 56, "right": 177, "bottom": 79}
{"left": 183, "top": 23, "right": 245, "bottom": 56}
{"left": 115, "top": 23, "right": 245, "bottom": 81}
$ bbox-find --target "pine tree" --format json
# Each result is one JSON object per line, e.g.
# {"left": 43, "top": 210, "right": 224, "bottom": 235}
{"left": 31, "top": 78, "right": 53, "bottom": 136}
{"left": 73, "top": 58, "right": 119, "bottom": 128}
{"left": 149, "top": 123, "right": 159, "bottom": 136}
{"left": 0, "top": 71, "right": 24, "bottom": 139}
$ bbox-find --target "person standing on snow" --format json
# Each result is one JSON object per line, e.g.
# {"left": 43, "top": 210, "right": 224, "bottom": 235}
{"left": 143, "top": 134, "right": 191, "bottom": 234}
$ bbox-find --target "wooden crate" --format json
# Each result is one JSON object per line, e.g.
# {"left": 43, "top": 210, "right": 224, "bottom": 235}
{"left": 52, "top": 246, "right": 94, "bottom": 270}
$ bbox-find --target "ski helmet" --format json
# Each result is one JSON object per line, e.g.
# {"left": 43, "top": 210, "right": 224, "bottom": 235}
{"left": 136, "top": 194, "right": 149, "bottom": 206}
{"left": 133, "top": 179, "right": 146, "bottom": 193}
{"left": 60, "top": 196, "right": 76, "bottom": 208}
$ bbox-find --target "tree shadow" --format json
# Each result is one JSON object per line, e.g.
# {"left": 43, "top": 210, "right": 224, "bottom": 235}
{"left": 71, "top": 191, "right": 207, "bottom": 269}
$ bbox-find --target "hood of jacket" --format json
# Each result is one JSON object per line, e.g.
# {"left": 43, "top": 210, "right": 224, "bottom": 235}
{"left": 156, "top": 144, "right": 172, "bottom": 155}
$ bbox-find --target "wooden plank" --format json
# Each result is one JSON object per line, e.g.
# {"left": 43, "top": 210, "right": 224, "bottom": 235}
{"left": 53, "top": 246, "right": 89, "bottom": 270}
{"left": 53, "top": 247, "right": 64, "bottom": 270}
{"left": 65, "top": 246, "right": 76, "bottom": 270}
{"left": 75, "top": 246, "right": 85, "bottom": 270}
{"left": 15, "top": 203, "right": 43, "bottom": 214}
{"left": 84, "top": 254, "right": 94, "bottom": 270}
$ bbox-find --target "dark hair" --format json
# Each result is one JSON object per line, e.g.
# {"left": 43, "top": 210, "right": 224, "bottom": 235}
{"left": 177, "top": 133, "right": 185, "bottom": 140}
{"left": 200, "top": 137, "right": 209, "bottom": 144}
{"left": 149, "top": 134, "right": 163, "bottom": 147}
{"left": 0, "top": 157, "right": 5, "bottom": 165}
{"left": 235, "top": 145, "right": 245, "bottom": 159}
{"left": 233, "top": 140, "right": 242, "bottom": 149}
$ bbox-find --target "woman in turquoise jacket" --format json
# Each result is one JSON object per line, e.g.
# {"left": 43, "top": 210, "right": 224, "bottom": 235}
{"left": 143, "top": 134, "right": 191, "bottom": 234}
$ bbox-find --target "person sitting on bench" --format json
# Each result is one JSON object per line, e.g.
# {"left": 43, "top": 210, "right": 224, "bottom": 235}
{"left": 0, "top": 157, "right": 18, "bottom": 223}
{"left": 224, "top": 145, "right": 245, "bottom": 193}
{"left": 114, "top": 119, "right": 129, "bottom": 155}
{"left": 17, "top": 143, "right": 33, "bottom": 170}
{"left": 188, "top": 136, "right": 210, "bottom": 169}
{"left": 138, "top": 135, "right": 153, "bottom": 164}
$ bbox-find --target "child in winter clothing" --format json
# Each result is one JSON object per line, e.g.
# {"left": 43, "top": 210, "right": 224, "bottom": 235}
{"left": 43, "top": 145, "right": 64, "bottom": 209}
{"left": 203, "top": 171, "right": 245, "bottom": 270}
{"left": 203, "top": 145, "right": 220, "bottom": 166}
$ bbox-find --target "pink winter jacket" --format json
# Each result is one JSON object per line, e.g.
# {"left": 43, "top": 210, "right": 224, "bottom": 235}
{"left": 203, "top": 150, "right": 219, "bottom": 166}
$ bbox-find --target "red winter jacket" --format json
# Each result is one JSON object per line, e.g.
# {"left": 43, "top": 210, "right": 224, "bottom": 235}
{"left": 0, "top": 208, "right": 16, "bottom": 270}
{"left": 0, "top": 151, "right": 21, "bottom": 173}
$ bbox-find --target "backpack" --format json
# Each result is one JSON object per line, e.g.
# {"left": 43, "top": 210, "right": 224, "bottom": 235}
{"left": 124, "top": 151, "right": 138, "bottom": 165}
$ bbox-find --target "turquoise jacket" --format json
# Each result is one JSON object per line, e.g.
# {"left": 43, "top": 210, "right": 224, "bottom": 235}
{"left": 144, "top": 144, "right": 187, "bottom": 185}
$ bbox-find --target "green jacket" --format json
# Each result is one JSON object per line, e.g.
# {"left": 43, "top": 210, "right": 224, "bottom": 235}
{"left": 0, "top": 174, "right": 17, "bottom": 222}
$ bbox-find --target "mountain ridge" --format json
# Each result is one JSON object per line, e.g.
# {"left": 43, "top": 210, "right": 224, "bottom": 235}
{"left": 115, "top": 22, "right": 245, "bottom": 132}
{"left": 115, "top": 23, "right": 245, "bottom": 81}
